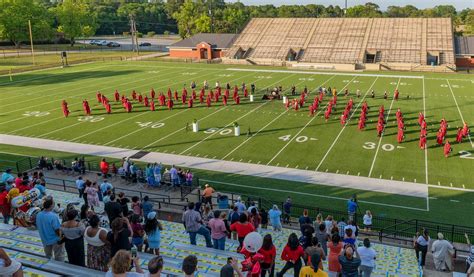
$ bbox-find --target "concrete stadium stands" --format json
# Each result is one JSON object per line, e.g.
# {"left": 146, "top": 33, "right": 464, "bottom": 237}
{"left": 224, "top": 17, "right": 456, "bottom": 72}
{"left": 0, "top": 188, "right": 423, "bottom": 276}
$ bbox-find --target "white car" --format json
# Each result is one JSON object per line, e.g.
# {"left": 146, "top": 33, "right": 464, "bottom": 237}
{"left": 98, "top": 40, "right": 108, "bottom": 46}
{"left": 89, "top": 40, "right": 99, "bottom": 45}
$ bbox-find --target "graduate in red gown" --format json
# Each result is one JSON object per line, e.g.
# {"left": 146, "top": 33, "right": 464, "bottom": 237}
{"left": 340, "top": 114, "right": 347, "bottom": 125}
{"left": 114, "top": 90, "right": 120, "bottom": 102}
{"left": 192, "top": 89, "right": 196, "bottom": 100}
{"left": 181, "top": 93, "right": 187, "bottom": 105}
{"left": 233, "top": 85, "right": 238, "bottom": 100}
{"left": 421, "top": 119, "right": 427, "bottom": 130}
{"left": 159, "top": 93, "right": 165, "bottom": 106}
{"left": 244, "top": 87, "right": 248, "bottom": 98}
{"left": 105, "top": 103, "right": 112, "bottom": 114}
{"left": 235, "top": 95, "right": 240, "bottom": 105}
{"left": 188, "top": 98, "right": 193, "bottom": 108}
{"left": 167, "top": 99, "right": 174, "bottom": 110}
{"left": 394, "top": 89, "right": 399, "bottom": 100}
{"left": 224, "top": 89, "right": 230, "bottom": 99}
{"left": 214, "top": 91, "right": 220, "bottom": 103}
{"left": 419, "top": 134, "right": 427, "bottom": 149}
{"left": 444, "top": 141, "right": 452, "bottom": 157}
{"left": 82, "top": 100, "right": 91, "bottom": 116}
{"left": 376, "top": 121, "right": 384, "bottom": 137}
{"left": 358, "top": 117, "right": 365, "bottom": 130}
{"left": 456, "top": 127, "right": 463, "bottom": 143}
{"left": 397, "top": 128, "right": 404, "bottom": 143}
{"left": 395, "top": 108, "right": 402, "bottom": 120}
{"left": 167, "top": 88, "right": 172, "bottom": 99}
{"left": 309, "top": 105, "right": 315, "bottom": 117}
{"left": 150, "top": 88, "right": 155, "bottom": 99}
{"left": 199, "top": 92, "right": 204, "bottom": 104}
{"left": 206, "top": 95, "right": 211, "bottom": 107}
{"left": 144, "top": 96, "right": 149, "bottom": 107}
{"left": 125, "top": 100, "right": 132, "bottom": 113}
{"left": 222, "top": 95, "right": 228, "bottom": 106}
{"left": 132, "top": 90, "right": 137, "bottom": 100}
{"left": 436, "top": 130, "right": 444, "bottom": 145}
{"left": 61, "top": 100, "right": 70, "bottom": 118}
{"left": 462, "top": 122, "right": 470, "bottom": 138}
{"left": 150, "top": 100, "right": 155, "bottom": 111}
{"left": 324, "top": 107, "right": 330, "bottom": 121}
{"left": 418, "top": 112, "right": 424, "bottom": 126}
{"left": 138, "top": 94, "right": 143, "bottom": 103}
{"left": 174, "top": 90, "right": 179, "bottom": 101}
{"left": 96, "top": 91, "right": 102, "bottom": 103}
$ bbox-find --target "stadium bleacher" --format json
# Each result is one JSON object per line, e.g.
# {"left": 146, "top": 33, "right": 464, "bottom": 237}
{"left": 225, "top": 17, "right": 455, "bottom": 70}
{"left": 0, "top": 187, "right": 423, "bottom": 276}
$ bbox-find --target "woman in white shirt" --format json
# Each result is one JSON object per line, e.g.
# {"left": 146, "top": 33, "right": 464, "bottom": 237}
{"left": 363, "top": 210, "right": 373, "bottom": 232}
{"left": 85, "top": 214, "right": 110, "bottom": 272}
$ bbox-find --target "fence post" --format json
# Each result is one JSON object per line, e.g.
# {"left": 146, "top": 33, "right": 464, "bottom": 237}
{"left": 29, "top": 157, "right": 33, "bottom": 170}
{"left": 15, "top": 162, "right": 20, "bottom": 174}
{"left": 258, "top": 197, "right": 262, "bottom": 209}
{"left": 451, "top": 224, "right": 454, "bottom": 242}
{"left": 62, "top": 180, "right": 66, "bottom": 191}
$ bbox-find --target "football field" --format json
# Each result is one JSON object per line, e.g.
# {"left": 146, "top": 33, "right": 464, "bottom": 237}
{"left": 0, "top": 61, "right": 473, "bottom": 224}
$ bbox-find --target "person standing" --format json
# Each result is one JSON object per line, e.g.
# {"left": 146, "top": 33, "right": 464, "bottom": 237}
{"left": 142, "top": 196, "right": 153, "bottom": 219}
{"left": 60, "top": 209, "right": 86, "bottom": 267}
{"left": 338, "top": 245, "right": 361, "bottom": 277}
{"left": 36, "top": 198, "right": 65, "bottom": 261}
{"left": 431, "top": 233, "right": 455, "bottom": 271}
{"left": 208, "top": 210, "right": 227, "bottom": 250}
{"left": 169, "top": 165, "right": 179, "bottom": 187}
{"left": 299, "top": 253, "right": 328, "bottom": 277}
{"left": 201, "top": 184, "right": 215, "bottom": 208}
{"left": 107, "top": 217, "right": 132, "bottom": 258}
{"left": 363, "top": 211, "right": 372, "bottom": 232}
{"left": 106, "top": 250, "right": 144, "bottom": 277}
{"left": 347, "top": 197, "right": 358, "bottom": 222}
{"left": 327, "top": 234, "right": 343, "bottom": 277}
{"left": 357, "top": 238, "right": 376, "bottom": 277}
{"left": 182, "top": 202, "right": 213, "bottom": 247}
{"left": 104, "top": 194, "right": 122, "bottom": 224}
{"left": 299, "top": 209, "right": 312, "bottom": 235}
{"left": 259, "top": 234, "right": 277, "bottom": 277}
{"left": 144, "top": 212, "right": 163, "bottom": 255}
{"left": 277, "top": 233, "right": 304, "bottom": 277}
{"left": 283, "top": 197, "right": 292, "bottom": 224}
{"left": 84, "top": 215, "right": 110, "bottom": 272}
{"left": 414, "top": 229, "right": 430, "bottom": 267}
{"left": 153, "top": 163, "right": 162, "bottom": 186}
{"left": 269, "top": 205, "right": 282, "bottom": 232}
{"left": 76, "top": 176, "right": 85, "bottom": 200}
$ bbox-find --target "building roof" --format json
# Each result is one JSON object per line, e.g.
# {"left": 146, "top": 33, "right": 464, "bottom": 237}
{"left": 455, "top": 36, "right": 474, "bottom": 55}
{"left": 169, "top": 33, "right": 237, "bottom": 49}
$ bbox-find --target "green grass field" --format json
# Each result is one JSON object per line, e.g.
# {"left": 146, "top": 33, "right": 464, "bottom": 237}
{"left": 0, "top": 60, "right": 473, "bottom": 225}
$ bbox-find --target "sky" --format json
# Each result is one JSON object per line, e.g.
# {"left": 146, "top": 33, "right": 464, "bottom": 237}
{"left": 225, "top": 0, "right": 472, "bottom": 11}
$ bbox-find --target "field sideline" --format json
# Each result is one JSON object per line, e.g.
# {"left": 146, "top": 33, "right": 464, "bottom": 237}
{"left": 0, "top": 60, "right": 473, "bottom": 225}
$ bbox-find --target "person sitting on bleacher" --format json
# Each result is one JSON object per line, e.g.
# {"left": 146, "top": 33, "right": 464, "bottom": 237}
{"left": 105, "top": 250, "right": 144, "bottom": 277}
{"left": 0, "top": 247, "right": 23, "bottom": 277}
{"left": 147, "top": 256, "right": 164, "bottom": 277}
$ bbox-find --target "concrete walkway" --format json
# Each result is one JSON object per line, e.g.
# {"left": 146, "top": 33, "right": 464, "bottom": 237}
{"left": 0, "top": 134, "right": 428, "bottom": 198}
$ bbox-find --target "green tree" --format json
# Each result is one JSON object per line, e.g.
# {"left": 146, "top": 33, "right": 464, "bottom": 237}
{"left": 54, "top": 0, "right": 97, "bottom": 46}
{"left": 0, "top": 0, "right": 53, "bottom": 47}
{"left": 346, "top": 2, "right": 382, "bottom": 18}
{"left": 464, "top": 10, "right": 474, "bottom": 35}
{"left": 172, "top": 0, "right": 211, "bottom": 38}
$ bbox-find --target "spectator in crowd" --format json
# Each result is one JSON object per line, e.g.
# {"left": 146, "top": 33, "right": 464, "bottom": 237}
{"left": 144, "top": 212, "right": 163, "bottom": 255}
{"left": 208, "top": 210, "right": 227, "bottom": 250}
{"left": 60, "top": 209, "right": 86, "bottom": 267}
{"left": 185, "top": 170, "right": 193, "bottom": 186}
{"left": 84, "top": 181, "right": 100, "bottom": 209}
{"left": 269, "top": 205, "right": 282, "bottom": 232}
{"left": 432, "top": 232, "right": 455, "bottom": 271}
{"left": 147, "top": 256, "right": 164, "bottom": 277}
{"left": 324, "top": 216, "right": 334, "bottom": 235}
{"left": 299, "top": 225, "right": 315, "bottom": 250}
{"left": 145, "top": 164, "right": 155, "bottom": 188}
{"left": 105, "top": 194, "right": 122, "bottom": 224}
{"left": 247, "top": 201, "right": 258, "bottom": 213}
{"left": 299, "top": 253, "right": 328, "bottom": 277}
{"left": 299, "top": 209, "right": 312, "bottom": 235}
{"left": 0, "top": 186, "right": 11, "bottom": 224}
{"left": 36, "top": 197, "right": 65, "bottom": 261}
{"left": 363, "top": 211, "right": 372, "bottom": 232}
{"left": 357, "top": 238, "right": 376, "bottom": 277}
{"left": 337, "top": 218, "right": 347, "bottom": 238}
{"left": 103, "top": 190, "right": 113, "bottom": 204}
{"left": 17, "top": 180, "right": 31, "bottom": 193}
{"left": 100, "top": 179, "right": 113, "bottom": 199}
{"left": 465, "top": 233, "right": 474, "bottom": 273}
{"left": 259, "top": 234, "right": 276, "bottom": 277}
{"left": 142, "top": 196, "right": 153, "bottom": 219}
{"left": 76, "top": 176, "right": 85, "bottom": 199}
{"left": 105, "top": 250, "right": 144, "bottom": 277}
{"left": 230, "top": 213, "right": 255, "bottom": 251}
{"left": 338, "top": 245, "right": 361, "bottom": 277}
{"left": 0, "top": 247, "right": 23, "bottom": 277}
{"left": 100, "top": 158, "right": 109, "bottom": 177}
{"left": 235, "top": 197, "right": 246, "bottom": 214}
{"left": 304, "top": 237, "right": 325, "bottom": 268}
{"left": 343, "top": 228, "right": 356, "bottom": 247}
{"left": 249, "top": 208, "right": 261, "bottom": 230}
{"left": 283, "top": 197, "right": 292, "bottom": 224}
{"left": 107, "top": 217, "right": 132, "bottom": 258}
{"left": 277, "top": 233, "right": 304, "bottom": 277}
{"left": 118, "top": 192, "right": 130, "bottom": 216}
{"left": 414, "top": 228, "right": 430, "bottom": 267}
{"left": 313, "top": 214, "right": 323, "bottom": 233}
{"left": 131, "top": 196, "right": 142, "bottom": 217}
{"left": 182, "top": 255, "right": 198, "bottom": 277}
{"left": 327, "top": 234, "right": 343, "bottom": 277}
{"left": 220, "top": 257, "right": 244, "bottom": 277}
{"left": 344, "top": 221, "right": 357, "bottom": 238}
{"left": 347, "top": 197, "right": 358, "bottom": 222}
{"left": 169, "top": 165, "right": 179, "bottom": 187}
{"left": 228, "top": 206, "right": 240, "bottom": 240}
{"left": 85, "top": 214, "right": 110, "bottom": 272}
{"left": 34, "top": 180, "right": 46, "bottom": 199}
{"left": 201, "top": 184, "right": 215, "bottom": 208}
{"left": 315, "top": 224, "right": 329, "bottom": 256}
{"left": 1, "top": 169, "right": 14, "bottom": 184}
{"left": 260, "top": 208, "right": 269, "bottom": 229}
{"left": 130, "top": 214, "right": 145, "bottom": 252}
{"left": 202, "top": 204, "right": 213, "bottom": 228}
{"left": 182, "top": 202, "right": 213, "bottom": 248}
{"left": 468, "top": 263, "right": 474, "bottom": 277}
{"left": 153, "top": 163, "right": 162, "bottom": 185}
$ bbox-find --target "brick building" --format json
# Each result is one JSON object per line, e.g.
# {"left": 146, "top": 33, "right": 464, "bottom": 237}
{"left": 455, "top": 36, "right": 474, "bottom": 69}
{"left": 168, "top": 33, "right": 237, "bottom": 60}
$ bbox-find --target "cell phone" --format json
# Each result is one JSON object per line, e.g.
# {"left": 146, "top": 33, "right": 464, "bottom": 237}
{"left": 131, "top": 247, "right": 137, "bottom": 258}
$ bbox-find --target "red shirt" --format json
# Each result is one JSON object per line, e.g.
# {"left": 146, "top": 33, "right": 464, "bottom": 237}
{"left": 258, "top": 245, "right": 277, "bottom": 264}
{"left": 230, "top": 222, "right": 255, "bottom": 238}
{"left": 281, "top": 245, "right": 304, "bottom": 262}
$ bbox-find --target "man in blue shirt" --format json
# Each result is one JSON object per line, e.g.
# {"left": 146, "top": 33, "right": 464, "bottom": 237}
{"left": 283, "top": 197, "right": 292, "bottom": 224}
{"left": 142, "top": 196, "right": 153, "bottom": 218}
{"left": 347, "top": 196, "right": 358, "bottom": 221}
{"left": 99, "top": 179, "right": 113, "bottom": 201}
{"left": 75, "top": 176, "right": 85, "bottom": 199}
{"left": 36, "top": 197, "right": 65, "bottom": 261}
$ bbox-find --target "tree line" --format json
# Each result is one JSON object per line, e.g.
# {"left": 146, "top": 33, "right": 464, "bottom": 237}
{"left": 0, "top": 0, "right": 473, "bottom": 47}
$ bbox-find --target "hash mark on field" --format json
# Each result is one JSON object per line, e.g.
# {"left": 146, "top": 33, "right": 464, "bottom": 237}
{"left": 325, "top": 169, "right": 328, "bottom": 172}
{"left": 213, "top": 156, "right": 217, "bottom": 159}
{"left": 414, "top": 179, "right": 417, "bottom": 183}
{"left": 239, "top": 159, "right": 243, "bottom": 162}
{"left": 230, "top": 158, "right": 234, "bottom": 161}
{"left": 402, "top": 177, "right": 405, "bottom": 181}
{"left": 346, "top": 171, "right": 349, "bottom": 175}
{"left": 463, "top": 184, "right": 465, "bottom": 189}
{"left": 295, "top": 165, "right": 299, "bottom": 169}
{"left": 257, "top": 161, "right": 261, "bottom": 164}
{"left": 286, "top": 164, "right": 289, "bottom": 168}
{"left": 336, "top": 170, "right": 339, "bottom": 174}
{"left": 438, "top": 181, "right": 441, "bottom": 186}
{"left": 379, "top": 175, "right": 382, "bottom": 179}
{"left": 450, "top": 200, "right": 460, "bottom": 203}
{"left": 450, "top": 183, "right": 453, "bottom": 187}
{"left": 276, "top": 163, "right": 279, "bottom": 167}
{"left": 305, "top": 166, "right": 308, "bottom": 170}
{"left": 248, "top": 160, "right": 252, "bottom": 163}
{"left": 357, "top": 172, "right": 360, "bottom": 176}
{"left": 391, "top": 176, "right": 393, "bottom": 180}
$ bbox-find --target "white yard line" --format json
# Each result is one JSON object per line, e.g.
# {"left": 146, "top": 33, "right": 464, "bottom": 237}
{"left": 446, "top": 79, "right": 474, "bottom": 148}
{"left": 200, "top": 179, "right": 428, "bottom": 211}
{"left": 367, "top": 78, "right": 401, "bottom": 177}
{"left": 227, "top": 68, "right": 424, "bottom": 79}
{"left": 315, "top": 76, "right": 380, "bottom": 171}
{"left": 266, "top": 75, "right": 346, "bottom": 165}
{"left": 179, "top": 102, "right": 269, "bottom": 155}
{"left": 222, "top": 74, "right": 336, "bottom": 159}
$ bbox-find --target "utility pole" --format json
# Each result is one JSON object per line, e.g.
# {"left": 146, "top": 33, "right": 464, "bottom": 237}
{"left": 344, "top": 0, "right": 348, "bottom": 16}
{"left": 208, "top": 0, "right": 213, "bottom": 33}
{"left": 129, "top": 15, "right": 140, "bottom": 56}
{"left": 28, "top": 20, "right": 35, "bottom": 65}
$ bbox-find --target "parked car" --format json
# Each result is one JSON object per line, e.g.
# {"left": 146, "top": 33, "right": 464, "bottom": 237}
{"left": 139, "top": 42, "right": 151, "bottom": 47}
{"left": 98, "top": 40, "right": 108, "bottom": 46}
{"left": 89, "top": 40, "right": 99, "bottom": 45}
{"left": 107, "top": 42, "right": 121, "bottom": 47}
